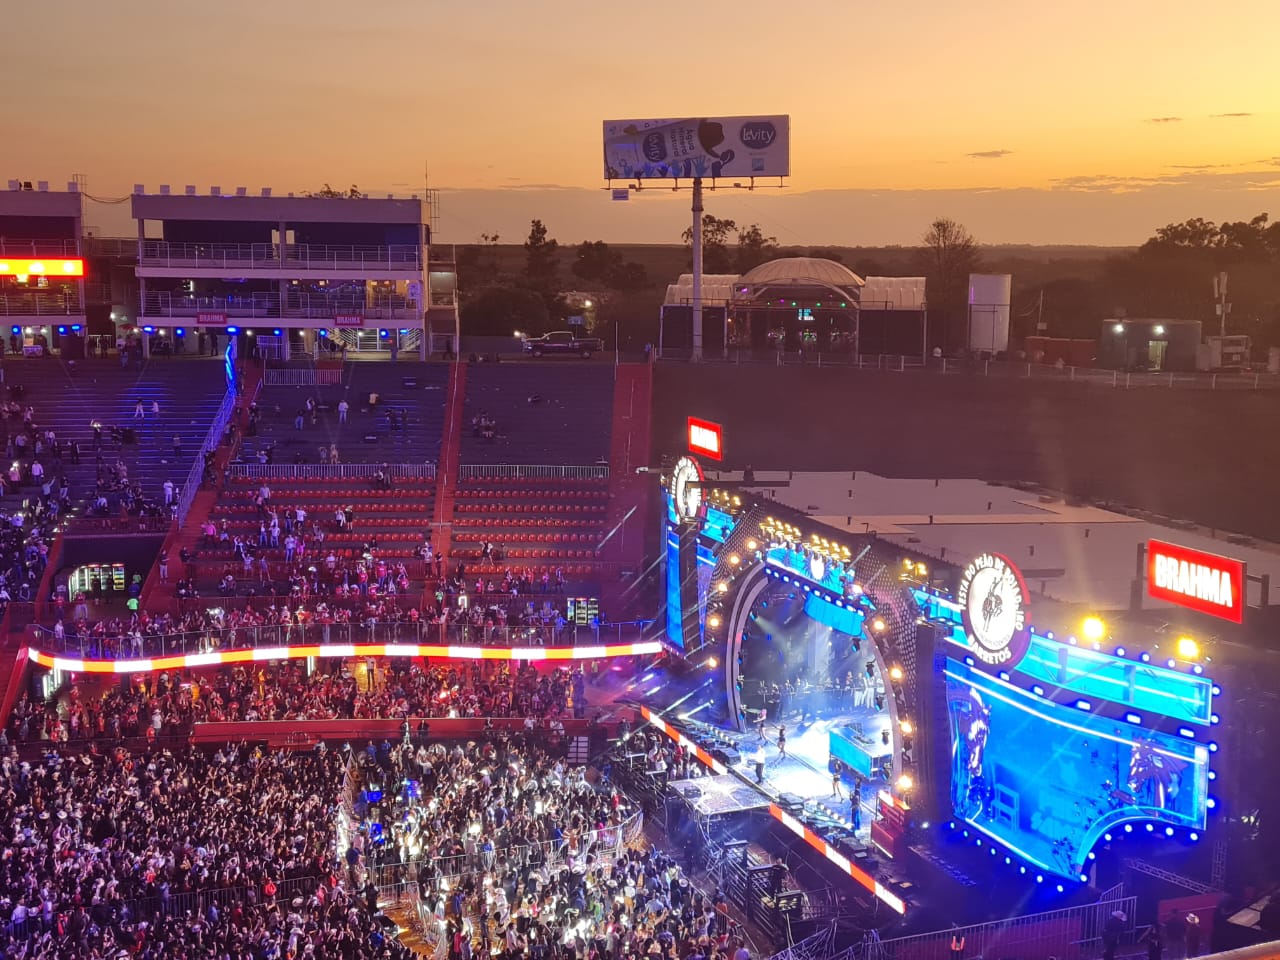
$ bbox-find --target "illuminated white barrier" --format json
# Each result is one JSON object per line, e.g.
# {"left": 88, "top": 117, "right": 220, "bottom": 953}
{"left": 27, "top": 640, "right": 663, "bottom": 674}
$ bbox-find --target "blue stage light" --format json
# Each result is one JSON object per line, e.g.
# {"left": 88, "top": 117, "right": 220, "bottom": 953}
{"left": 1207, "top": 797, "right": 1217, "bottom": 809}
{"left": 999, "top": 671, "right": 1010, "bottom": 681}
{"left": 10, "top": 326, "right": 19, "bottom": 335}
{"left": 226, "top": 326, "right": 239, "bottom": 334}
{"left": 1167, "top": 658, "right": 1177, "bottom": 668}
{"left": 1079, "top": 873, "right": 1089, "bottom": 883}
{"left": 1087, "top": 852, "right": 1096, "bottom": 860}
{"left": 1104, "top": 834, "right": 1112, "bottom": 842}
{"left": 1140, "top": 652, "right": 1151, "bottom": 663}
{"left": 175, "top": 328, "right": 185, "bottom": 336}
{"left": 1212, "top": 685, "right": 1221, "bottom": 696}
{"left": 57, "top": 326, "right": 66, "bottom": 335}
{"left": 1019, "top": 866, "right": 1026, "bottom": 875}
{"left": 1178, "top": 728, "right": 1196, "bottom": 738}
{"left": 1074, "top": 700, "right": 1092, "bottom": 711}
{"left": 273, "top": 329, "right": 281, "bottom": 336}
{"left": 1211, "top": 714, "right": 1220, "bottom": 724}
{"left": 1057, "top": 884, "right": 1065, "bottom": 893}
{"left": 1146, "top": 824, "right": 1154, "bottom": 832}
{"left": 1124, "top": 825, "right": 1133, "bottom": 833}
{"left": 1208, "top": 771, "right": 1216, "bottom": 781}
{"left": 1189, "top": 832, "right": 1199, "bottom": 841}
{"left": 1165, "top": 827, "right": 1175, "bottom": 836}
{"left": 1209, "top": 742, "right": 1219, "bottom": 752}
{"left": 1193, "top": 665, "right": 1204, "bottom": 675}
{"left": 143, "top": 325, "right": 155, "bottom": 333}
{"left": 1004, "top": 856, "right": 1011, "bottom": 864}
{"left": 1124, "top": 713, "right": 1142, "bottom": 724}
{"left": 71, "top": 324, "right": 81, "bottom": 331}
{"left": 1036, "top": 875, "right": 1044, "bottom": 884}
{"left": 1115, "top": 647, "right": 1126, "bottom": 657}
{"left": 1032, "top": 685, "right": 1045, "bottom": 696}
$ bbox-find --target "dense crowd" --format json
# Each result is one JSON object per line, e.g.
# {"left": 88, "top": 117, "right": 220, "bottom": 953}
{"left": 356, "top": 737, "right": 753, "bottom": 960}
{"left": 45, "top": 578, "right": 586, "bottom": 659}
{"left": 0, "top": 744, "right": 420, "bottom": 960}
{"left": 20, "top": 661, "right": 587, "bottom": 742}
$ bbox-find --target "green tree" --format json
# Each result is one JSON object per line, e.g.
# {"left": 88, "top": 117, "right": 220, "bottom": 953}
{"left": 460, "top": 285, "right": 551, "bottom": 337}
{"left": 305, "top": 183, "right": 366, "bottom": 199}
{"left": 916, "top": 218, "right": 981, "bottom": 353}
{"left": 682, "top": 214, "right": 737, "bottom": 274}
{"left": 524, "top": 219, "right": 559, "bottom": 293}
{"left": 736, "top": 223, "right": 779, "bottom": 273}
{"left": 572, "top": 241, "right": 622, "bottom": 285}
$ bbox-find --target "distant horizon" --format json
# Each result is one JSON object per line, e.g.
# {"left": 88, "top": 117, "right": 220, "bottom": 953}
{"left": 76, "top": 180, "right": 1274, "bottom": 250}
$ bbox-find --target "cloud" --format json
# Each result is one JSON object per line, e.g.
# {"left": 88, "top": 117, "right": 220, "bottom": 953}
{"left": 1146, "top": 116, "right": 1182, "bottom": 123}
{"left": 966, "top": 149, "right": 1013, "bottom": 159}
{"left": 1211, "top": 112, "right": 1252, "bottom": 118}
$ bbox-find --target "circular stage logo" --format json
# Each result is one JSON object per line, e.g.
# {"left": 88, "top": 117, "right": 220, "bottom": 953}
{"left": 957, "top": 553, "right": 1031, "bottom": 668}
{"left": 671, "top": 456, "right": 704, "bottom": 524}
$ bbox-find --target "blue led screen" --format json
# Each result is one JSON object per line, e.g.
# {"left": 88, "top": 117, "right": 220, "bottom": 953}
{"left": 665, "top": 530, "right": 683, "bottom": 649}
{"left": 946, "top": 661, "right": 1209, "bottom": 878}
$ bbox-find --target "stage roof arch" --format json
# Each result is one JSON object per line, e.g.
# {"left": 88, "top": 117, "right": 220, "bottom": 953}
{"left": 738, "top": 256, "right": 866, "bottom": 293}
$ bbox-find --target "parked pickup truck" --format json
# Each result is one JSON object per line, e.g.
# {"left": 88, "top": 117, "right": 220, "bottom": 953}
{"left": 522, "top": 330, "right": 604, "bottom": 358}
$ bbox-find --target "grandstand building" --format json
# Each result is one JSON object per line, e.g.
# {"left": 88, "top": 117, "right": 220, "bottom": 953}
{"left": 130, "top": 186, "right": 455, "bottom": 360}
{"left": 0, "top": 180, "right": 88, "bottom": 354}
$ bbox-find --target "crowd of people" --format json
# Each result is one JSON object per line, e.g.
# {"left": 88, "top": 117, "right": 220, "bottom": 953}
{"left": 17, "top": 660, "right": 589, "bottom": 743}
{"left": 45, "top": 568, "right": 591, "bottom": 660}
{"left": 353, "top": 734, "right": 754, "bottom": 960}
{"left": 0, "top": 743, "right": 423, "bottom": 960}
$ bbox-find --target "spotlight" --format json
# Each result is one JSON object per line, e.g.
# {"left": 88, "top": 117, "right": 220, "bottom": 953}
{"left": 915, "top": 562, "right": 928, "bottom": 577}
{"left": 707, "top": 615, "right": 721, "bottom": 629}
{"left": 1176, "top": 636, "right": 1200, "bottom": 660}
{"left": 717, "top": 581, "right": 728, "bottom": 593}
{"left": 1081, "top": 616, "right": 1106, "bottom": 642}
{"left": 706, "top": 656, "right": 719, "bottom": 669}
{"left": 728, "top": 554, "right": 741, "bottom": 566}
{"left": 745, "top": 539, "right": 758, "bottom": 552}
{"left": 889, "top": 665, "right": 904, "bottom": 682}
{"left": 895, "top": 773, "right": 914, "bottom": 792}
{"left": 899, "top": 719, "right": 913, "bottom": 735}
{"left": 871, "top": 618, "right": 887, "bottom": 633}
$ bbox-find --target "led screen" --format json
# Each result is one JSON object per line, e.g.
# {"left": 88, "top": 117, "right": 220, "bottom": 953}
{"left": 665, "top": 530, "right": 684, "bottom": 649}
{"left": 945, "top": 661, "right": 1209, "bottom": 877}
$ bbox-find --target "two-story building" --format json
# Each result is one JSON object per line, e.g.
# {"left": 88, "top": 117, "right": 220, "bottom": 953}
{"left": 131, "top": 186, "right": 454, "bottom": 359}
{"left": 0, "top": 180, "right": 88, "bottom": 356}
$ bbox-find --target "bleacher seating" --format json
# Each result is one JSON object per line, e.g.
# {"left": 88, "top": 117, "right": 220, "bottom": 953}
{"left": 0, "top": 358, "right": 229, "bottom": 519}
{"left": 448, "top": 477, "right": 609, "bottom": 579}
{"left": 199, "top": 475, "right": 435, "bottom": 594}
{"left": 241, "top": 361, "right": 448, "bottom": 465}
{"left": 459, "top": 362, "right": 614, "bottom": 465}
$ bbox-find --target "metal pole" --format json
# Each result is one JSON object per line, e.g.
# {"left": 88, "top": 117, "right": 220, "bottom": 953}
{"left": 691, "top": 177, "right": 704, "bottom": 362}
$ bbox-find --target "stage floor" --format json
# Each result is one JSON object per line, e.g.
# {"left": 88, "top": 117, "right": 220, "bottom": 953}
{"left": 720, "top": 711, "right": 892, "bottom": 842}
{"left": 669, "top": 774, "right": 771, "bottom": 817}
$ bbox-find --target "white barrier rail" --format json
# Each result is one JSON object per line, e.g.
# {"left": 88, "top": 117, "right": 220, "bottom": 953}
{"left": 458, "top": 463, "right": 610, "bottom": 481}
{"left": 228, "top": 462, "right": 436, "bottom": 480}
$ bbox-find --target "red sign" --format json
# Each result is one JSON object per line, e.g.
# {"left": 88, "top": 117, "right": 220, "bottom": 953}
{"left": 687, "top": 417, "right": 723, "bottom": 461}
{"left": 334, "top": 314, "right": 363, "bottom": 328}
{"left": 0, "top": 257, "right": 84, "bottom": 278}
{"left": 195, "top": 312, "right": 226, "bottom": 326}
{"left": 1147, "top": 539, "right": 1246, "bottom": 623}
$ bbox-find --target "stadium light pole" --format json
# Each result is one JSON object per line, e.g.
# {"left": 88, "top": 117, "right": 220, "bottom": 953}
{"left": 691, "top": 177, "right": 704, "bottom": 362}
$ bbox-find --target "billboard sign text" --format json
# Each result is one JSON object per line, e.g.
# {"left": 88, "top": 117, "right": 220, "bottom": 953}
{"left": 196, "top": 312, "right": 226, "bottom": 326}
{"left": 603, "top": 116, "right": 790, "bottom": 180}
{"left": 1148, "top": 539, "right": 1246, "bottom": 623}
{"left": 687, "top": 417, "right": 723, "bottom": 461}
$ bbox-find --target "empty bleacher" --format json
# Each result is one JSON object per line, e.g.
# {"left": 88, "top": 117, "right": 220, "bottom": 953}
{"left": 448, "top": 476, "right": 609, "bottom": 581}
{"left": 459, "top": 363, "right": 614, "bottom": 465}
{"left": 241, "top": 361, "right": 448, "bottom": 466}
{"left": 0, "top": 358, "right": 229, "bottom": 521}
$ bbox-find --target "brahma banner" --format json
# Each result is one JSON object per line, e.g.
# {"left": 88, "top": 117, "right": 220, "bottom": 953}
{"left": 1147, "top": 539, "right": 1246, "bottom": 623}
{"left": 604, "top": 116, "right": 790, "bottom": 180}
{"left": 687, "top": 417, "right": 723, "bottom": 461}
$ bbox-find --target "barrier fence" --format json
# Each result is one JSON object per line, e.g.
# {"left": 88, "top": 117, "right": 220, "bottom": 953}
{"left": 228, "top": 462, "right": 437, "bottom": 481}
{"left": 32, "top": 618, "right": 656, "bottom": 659}
{"left": 177, "top": 386, "right": 239, "bottom": 526}
{"left": 458, "top": 464, "right": 610, "bottom": 481}
{"left": 263, "top": 367, "right": 345, "bottom": 387}
{"left": 829, "top": 893, "right": 1138, "bottom": 960}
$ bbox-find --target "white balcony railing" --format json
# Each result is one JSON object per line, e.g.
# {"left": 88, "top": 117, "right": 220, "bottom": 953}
{"left": 140, "top": 290, "right": 422, "bottom": 321}
{"left": 0, "top": 238, "right": 80, "bottom": 257}
{"left": 0, "top": 293, "right": 84, "bottom": 317}
{"left": 137, "top": 241, "right": 422, "bottom": 271}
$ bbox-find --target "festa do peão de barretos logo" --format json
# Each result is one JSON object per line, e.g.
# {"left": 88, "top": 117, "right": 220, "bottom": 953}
{"left": 957, "top": 553, "right": 1032, "bottom": 668}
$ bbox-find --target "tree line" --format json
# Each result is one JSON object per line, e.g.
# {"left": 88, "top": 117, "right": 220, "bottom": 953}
{"left": 453, "top": 212, "right": 1280, "bottom": 353}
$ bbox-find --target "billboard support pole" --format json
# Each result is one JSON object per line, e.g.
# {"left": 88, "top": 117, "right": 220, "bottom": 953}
{"left": 691, "top": 177, "right": 704, "bottom": 362}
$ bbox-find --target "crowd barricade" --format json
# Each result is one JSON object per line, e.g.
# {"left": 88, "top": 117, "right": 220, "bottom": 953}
{"left": 31, "top": 618, "right": 655, "bottom": 659}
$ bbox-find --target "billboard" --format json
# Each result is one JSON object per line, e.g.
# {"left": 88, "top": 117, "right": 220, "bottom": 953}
{"left": 603, "top": 116, "right": 790, "bottom": 181}
{"left": 1147, "top": 539, "right": 1246, "bottom": 623}
{"left": 687, "top": 417, "right": 723, "bottom": 460}
{"left": 945, "top": 660, "right": 1209, "bottom": 878}
{"left": 196, "top": 312, "right": 226, "bottom": 326}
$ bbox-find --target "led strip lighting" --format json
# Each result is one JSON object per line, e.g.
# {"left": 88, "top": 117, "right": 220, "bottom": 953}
{"left": 27, "top": 640, "right": 663, "bottom": 674}
{"left": 640, "top": 706, "right": 907, "bottom": 915}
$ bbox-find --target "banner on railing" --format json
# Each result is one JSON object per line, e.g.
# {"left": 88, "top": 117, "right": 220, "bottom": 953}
{"left": 335, "top": 314, "right": 363, "bottom": 328}
{"left": 196, "top": 312, "right": 227, "bottom": 326}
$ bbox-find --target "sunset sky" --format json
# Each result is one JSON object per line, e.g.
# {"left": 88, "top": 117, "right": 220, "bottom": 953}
{"left": 6, "top": 0, "right": 1278, "bottom": 245}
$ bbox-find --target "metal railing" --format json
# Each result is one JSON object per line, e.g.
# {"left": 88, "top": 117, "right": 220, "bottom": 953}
{"left": 831, "top": 893, "right": 1138, "bottom": 960}
{"left": 263, "top": 367, "right": 345, "bottom": 387}
{"left": 33, "top": 618, "right": 656, "bottom": 658}
{"left": 0, "top": 293, "right": 84, "bottom": 317}
{"left": 176, "top": 387, "right": 238, "bottom": 526}
{"left": 138, "top": 240, "right": 422, "bottom": 270}
{"left": 0, "top": 238, "right": 80, "bottom": 257}
{"left": 228, "top": 462, "right": 436, "bottom": 480}
{"left": 59, "top": 514, "right": 172, "bottom": 536}
{"left": 458, "top": 464, "right": 610, "bottom": 481}
{"left": 140, "top": 290, "right": 422, "bottom": 320}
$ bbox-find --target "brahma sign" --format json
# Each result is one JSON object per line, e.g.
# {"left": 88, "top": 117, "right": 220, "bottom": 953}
{"left": 687, "top": 417, "right": 723, "bottom": 461}
{"left": 1147, "top": 539, "right": 1246, "bottom": 624}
